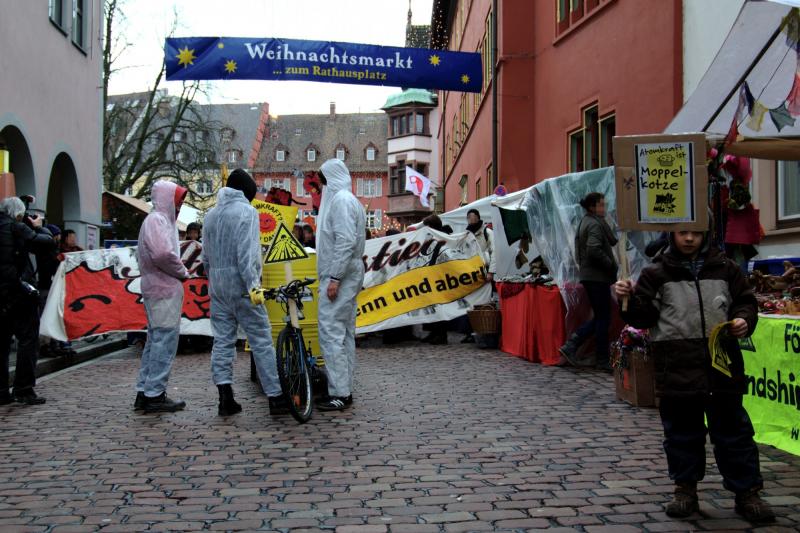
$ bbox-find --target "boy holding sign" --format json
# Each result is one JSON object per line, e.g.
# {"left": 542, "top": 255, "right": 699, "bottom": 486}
{"left": 614, "top": 228, "right": 774, "bottom": 523}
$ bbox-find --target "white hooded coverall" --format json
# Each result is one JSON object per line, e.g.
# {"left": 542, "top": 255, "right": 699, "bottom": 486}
{"left": 316, "top": 159, "right": 366, "bottom": 398}
{"left": 202, "top": 187, "right": 281, "bottom": 396}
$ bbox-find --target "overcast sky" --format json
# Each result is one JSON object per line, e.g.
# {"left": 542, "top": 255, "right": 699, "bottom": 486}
{"left": 109, "top": 0, "right": 434, "bottom": 116}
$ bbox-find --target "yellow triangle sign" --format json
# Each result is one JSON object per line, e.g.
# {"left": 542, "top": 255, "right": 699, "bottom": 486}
{"left": 264, "top": 223, "right": 309, "bottom": 264}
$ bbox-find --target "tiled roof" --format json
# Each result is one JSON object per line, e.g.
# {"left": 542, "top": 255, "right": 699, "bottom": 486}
{"left": 254, "top": 112, "right": 388, "bottom": 173}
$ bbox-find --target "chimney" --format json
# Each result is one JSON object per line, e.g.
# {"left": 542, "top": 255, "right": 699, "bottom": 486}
{"left": 329, "top": 102, "right": 336, "bottom": 120}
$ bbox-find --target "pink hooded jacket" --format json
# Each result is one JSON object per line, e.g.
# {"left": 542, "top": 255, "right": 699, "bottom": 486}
{"left": 137, "top": 180, "right": 189, "bottom": 300}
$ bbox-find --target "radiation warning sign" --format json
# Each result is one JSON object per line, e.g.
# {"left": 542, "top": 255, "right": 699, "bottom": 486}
{"left": 264, "top": 223, "right": 309, "bottom": 264}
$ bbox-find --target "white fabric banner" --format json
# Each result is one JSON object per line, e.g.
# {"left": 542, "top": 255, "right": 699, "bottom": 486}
{"left": 356, "top": 227, "right": 492, "bottom": 334}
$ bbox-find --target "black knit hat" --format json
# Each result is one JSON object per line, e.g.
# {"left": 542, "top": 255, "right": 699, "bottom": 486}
{"left": 227, "top": 168, "right": 257, "bottom": 202}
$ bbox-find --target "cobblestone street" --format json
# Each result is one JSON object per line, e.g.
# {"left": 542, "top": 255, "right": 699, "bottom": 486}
{"left": 1, "top": 338, "right": 799, "bottom": 532}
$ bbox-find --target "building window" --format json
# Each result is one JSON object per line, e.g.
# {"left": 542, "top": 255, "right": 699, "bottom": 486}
{"left": 487, "top": 162, "right": 494, "bottom": 192}
{"left": 72, "top": 0, "right": 85, "bottom": 48}
{"left": 264, "top": 178, "right": 291, "bottom": 191}
{"left": 296, "top": 177, "right": 305, "bottom": 197}
{"left": 197, "top": 179, "right": 213, "bottom": 195}
{"left": 366, "top": 147, "right": 376, "bottom": 161}
{"left": 777, "top": 161, "right": 800, "bottom": 226}
{"left": 275, "top": 150, "right": 285, "bottom": 162}
{"left": 366, "top": 209, "right": 383, "bottom": 230}
{"left": 307, "top": 149, "right": 316, "bottom": 162}
{"left": 176, "top": 151, "right": 187, "bottom": 163}
{"left": 336, "top": 148, "right": 346, "bottom": 161}
{"left": 359, "top": 127, "right": 366, "bottom": 135}
{"left": 568, "top": 104, "right": 609, "bottom": 173}
{"left": 174, "top": 131, "right": 184, "bottom": 142}
{"left": 459, "top": 174, "right": 469, "bottom": 205}
{"left": 390, "top": 165, "right": 406, "bottom": 195}
{"left": 416, "top": 113, "right": 425, "bottom": 134}
{"left": 599, "top": 115, "right": 616, "bottom": 167}
{"left": 49, "top": 0, "right": 64, "bottom": 28}
{"left": 557, "top": 0, "right": 610, "bottom": 36}
{"left": 357, "top": 178, "right": 382, "bottom": 198}
{"left": 221, "top": 128, "right": 234, "bottom": 143}
{"left": 227, "top": 150, "right": 239, "bottom": 164}
{"left": 475, "top": 177, "right": 482, "bottom": 200}
{"left": 295, "top": 128, "right": 302, "bottom": 136}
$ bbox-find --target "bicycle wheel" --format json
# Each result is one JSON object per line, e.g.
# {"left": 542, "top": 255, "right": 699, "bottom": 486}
{"left": 276, "top": 328, "right": 313, "bottom": 423}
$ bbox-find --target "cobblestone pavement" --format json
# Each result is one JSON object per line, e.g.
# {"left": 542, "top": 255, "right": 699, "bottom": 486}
{"left": 1, "top": 335, "right": 799, "bottom": 532}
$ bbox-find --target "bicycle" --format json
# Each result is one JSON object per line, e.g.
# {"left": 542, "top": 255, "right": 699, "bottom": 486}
{"left": 248, "top": 277, "right": 318, "bottom": 424}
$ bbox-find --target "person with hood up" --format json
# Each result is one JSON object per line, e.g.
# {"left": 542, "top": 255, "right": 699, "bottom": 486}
{"left": 202, "top": 169, "right": 286, "bottom": 416}
{"left": 614, "top": 226, "right": 773, "bottom": 524}
{"left": 134, "top": 180, "right": 190, "bottom": 413}
{"left": 314, "top": 159, "right": 366, "bottom": 411}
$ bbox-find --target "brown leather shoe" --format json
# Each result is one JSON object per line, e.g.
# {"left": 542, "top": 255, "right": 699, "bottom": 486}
{"left": 735, "top": 488, "right": 776, "bottom": 523}
{"left": 665, "top": 482, "right": 698, "bottom": 518}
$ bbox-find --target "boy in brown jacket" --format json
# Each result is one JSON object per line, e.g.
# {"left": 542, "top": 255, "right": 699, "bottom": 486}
{"left": 615, "top": 229, "right": 774, "bottom": 523}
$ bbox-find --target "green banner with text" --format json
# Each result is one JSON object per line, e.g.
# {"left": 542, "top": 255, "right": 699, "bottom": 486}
{"left": 742, "top": 315, "right": 800, "bottom": 456}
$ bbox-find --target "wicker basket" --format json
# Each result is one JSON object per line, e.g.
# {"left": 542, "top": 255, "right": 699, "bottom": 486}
{"left": 467, "top": 305, "right": 501, "bottom": 334}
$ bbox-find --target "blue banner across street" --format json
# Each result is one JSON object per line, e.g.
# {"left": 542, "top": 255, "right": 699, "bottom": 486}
{"left": 165, "top": 37, "right": 482, "bottom": 93}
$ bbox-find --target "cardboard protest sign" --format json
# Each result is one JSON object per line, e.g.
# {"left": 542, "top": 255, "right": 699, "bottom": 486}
{"left": 613, "top": 133, "right": 708, "bottom": 231}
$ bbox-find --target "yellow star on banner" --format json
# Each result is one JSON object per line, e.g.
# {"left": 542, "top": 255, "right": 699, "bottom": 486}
{"left": 176, "top": 46, "right": 197, "bottom": 68}
{"left": 224, "top": 59, "right": 237, "bottom": 74}
{"left": 461, "top": 74, "right": 470, "bottom": 84}
{"left": 429, "top": 54, "right": 441, "bottom": 66}
{"left": 217, "top": 42, "right": 225, "bottom": 49}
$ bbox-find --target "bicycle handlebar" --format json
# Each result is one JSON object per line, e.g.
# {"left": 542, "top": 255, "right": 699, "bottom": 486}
{"left": 243, "top": 277, "right": 316, "bottom": 300}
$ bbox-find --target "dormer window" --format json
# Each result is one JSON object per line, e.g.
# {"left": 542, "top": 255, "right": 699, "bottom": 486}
{"left": 336, "top": 148, "right": 346, "bottom": 161}
{"left": 276, "top": 149, "right": 285, "bottom": 162}
{"left": 307, "top": 149, "right": 316, "bottom": 162}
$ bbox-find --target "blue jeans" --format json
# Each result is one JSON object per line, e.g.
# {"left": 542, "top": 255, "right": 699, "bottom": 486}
{"left": 136, "top": 324, "right": 180, "bottom": 397}
{"left": 573, "top": 280, "right": 612, "bottom": 362}
{"left": 210, "top": 295, "right": 281, "bottom": 397}
{"left": 659, "top": 394, "right": 763, "bottom": 494}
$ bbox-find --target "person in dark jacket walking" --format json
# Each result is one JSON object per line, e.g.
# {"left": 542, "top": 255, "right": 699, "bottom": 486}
{"left": 614, "top": 229, "right": 774, "bottom": 524}
{"left": 559, "top": 192, "right": 618, "bottom": 371}
{"left": 0, "top": 197, "right": 55, "bottom": 405}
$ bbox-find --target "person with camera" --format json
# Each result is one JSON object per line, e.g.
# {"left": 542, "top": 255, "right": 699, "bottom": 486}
{"left": 0, "top": 197, "right": 56, "bottom": 405}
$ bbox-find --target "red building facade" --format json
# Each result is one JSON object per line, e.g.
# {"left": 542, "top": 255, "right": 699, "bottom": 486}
{"left": 432, "top": 0, "right": 684, "bottom": 211}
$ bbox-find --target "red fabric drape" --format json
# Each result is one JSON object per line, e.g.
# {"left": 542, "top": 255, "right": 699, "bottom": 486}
{"left": 498, "top": 282, "right": 565, "bottom": 365}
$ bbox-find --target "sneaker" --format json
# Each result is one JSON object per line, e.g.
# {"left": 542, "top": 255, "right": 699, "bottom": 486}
{"left": 665, "top": 482, "right": 698, "bottom": 518}
{"left": 317, "top": 396, "right": 349, "bottom": 411}
{"left": 268, "top": 395, "right": 290, "bottom": 415}
{"left": 735, "top": 488, "right": 776, "bottom": 523}
{"left": 143, "top": 393, "right": 186, "bottom": 413}
{"left": 13, "top": 391, "right": 46, "bottom": 405}
{"left": 133, "top": 392, "right": 145, "bottom": 411}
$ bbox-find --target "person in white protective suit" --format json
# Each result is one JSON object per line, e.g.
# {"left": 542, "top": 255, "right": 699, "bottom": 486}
{"left": 314, "top": 159, "right": 366, "bottom": 411}
{"left": 134, "top": 180, "right": 190, "bottom": 413}
{"left": 202, "top": 169, "right": 288, "bottom": 416}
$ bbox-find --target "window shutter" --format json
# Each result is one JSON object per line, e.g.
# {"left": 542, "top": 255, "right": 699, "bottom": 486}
{"left": 375, "top": 178, "right": 382, "bottom": 197}
{"left": 356, "top": 178, "right": 364, "bottom": 197}
{"left": 375, "top": 209, "right": 382, "bottom": 229}
{"left": 296, "top": 178, "right": 304, "bottom": 196}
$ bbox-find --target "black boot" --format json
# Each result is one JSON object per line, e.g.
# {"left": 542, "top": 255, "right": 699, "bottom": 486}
{"left": 217, "top": 384, "right": 242, "bottom": 416}
{"left": 133, "top": 392, "right": 145, "bottom": 411}
{"left": 558, "top": 333, "right": 585, "bottom": 366}
{"left": 143, "top": 392, "right": 186, "bottom": 413}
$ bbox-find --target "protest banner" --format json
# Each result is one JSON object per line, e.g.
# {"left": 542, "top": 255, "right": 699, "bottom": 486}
{"left": 40, "top": 241, "right": 210, "bottom": 341}
{"left": 356, "top": 227, "right": 492, "bottom": 333}
{"left": 742, "top": 315, "right": 800, "bottom": 456}
{"left": 251, "top": 199, "right": 298, "bottom": 246}
{"left": 613, "top": 133, "right": 708, "bottom": 231}
{"left": 165, "top": 37, "right": 482, "bottom": 93}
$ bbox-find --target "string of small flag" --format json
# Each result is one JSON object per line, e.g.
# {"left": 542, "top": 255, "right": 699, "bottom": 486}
{"left": 727, "top": 8, "right": 800, "bottom": 141}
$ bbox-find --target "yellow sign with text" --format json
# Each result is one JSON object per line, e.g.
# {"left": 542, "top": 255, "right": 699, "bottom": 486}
{"left": 251, "top": 199, "right": 298, "bottom": 246}
{"left": 355, "top": 255, "right": 487, "bottom": 328}
{"left": 634, "top": 142, "right": 695, "bottom": 223}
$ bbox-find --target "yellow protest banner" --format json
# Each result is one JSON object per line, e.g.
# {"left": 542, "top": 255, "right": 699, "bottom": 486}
{"left": 355, "top": 255, "right": 487, "bottom": 328}
{"left": 264, "top": 223, "right": 308, "bottom": 264}
{"left": 251, "top": 199, "right": 298, "bottom": 246}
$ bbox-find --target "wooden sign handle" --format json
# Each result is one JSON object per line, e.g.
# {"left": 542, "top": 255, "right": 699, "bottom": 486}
{"left": 618, "top": 231, "right": 630, "bottom": 312}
